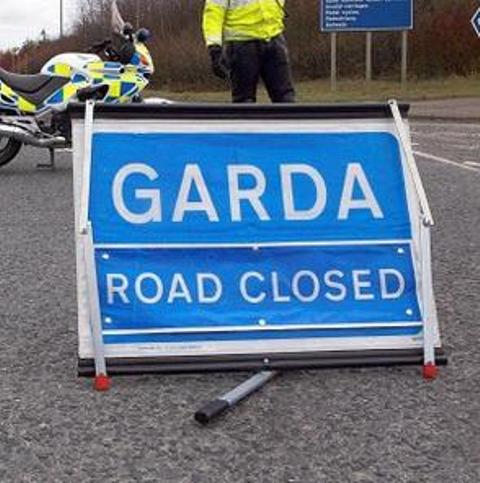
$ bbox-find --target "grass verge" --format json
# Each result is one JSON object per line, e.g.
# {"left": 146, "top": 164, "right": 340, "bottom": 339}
{"left": 147, "top": 75, "right": 480, "bottom": 103}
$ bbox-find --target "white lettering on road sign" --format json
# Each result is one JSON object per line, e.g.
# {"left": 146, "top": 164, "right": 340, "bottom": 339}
{"left": 105, "top": 268, "right": 406, "bottom": 306}
{"left": 111, "top": 162, "right": 384, "bottom": 225}
{"left": 112, "top": 163, "right": 162, "bottom": 224}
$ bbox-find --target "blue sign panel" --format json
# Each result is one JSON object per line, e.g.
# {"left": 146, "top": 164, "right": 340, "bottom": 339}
{"left": 89, "top": 132, "right": 410, "bottom": 245}
{"left": 96, "top": 244, "right": 421, "bottom": 345}
{"left": 320, "top": 0, "right": 413, "bottom": 32}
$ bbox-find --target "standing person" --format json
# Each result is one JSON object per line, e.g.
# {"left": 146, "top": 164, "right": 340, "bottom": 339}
{"left": 202, "top": 0, "right": 295, "bottom": 103}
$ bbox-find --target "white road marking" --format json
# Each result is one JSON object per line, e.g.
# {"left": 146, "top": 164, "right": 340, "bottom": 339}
{"left": 413, "top": 121, "right": 480, "bottom": 129}
{"left": 464, "top": 161, "right": 480, "bottom": 168}
{"left": 447, "top": 145, "right": 479, "bottom": 151}
{"left": 412, "top": 131, "right": 480, "bottom": 141}
{"left": 413, "top": 150, "right": 480, "bottom": 173}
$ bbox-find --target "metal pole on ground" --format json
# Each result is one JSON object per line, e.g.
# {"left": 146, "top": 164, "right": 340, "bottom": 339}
{"left": 195, "top": 371, "right": 278, "bottom": 424}
{"left": 330, "top": 32, "right": 337, "bottom": 92}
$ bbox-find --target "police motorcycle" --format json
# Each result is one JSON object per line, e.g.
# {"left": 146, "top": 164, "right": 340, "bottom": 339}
{"left": 0, "top": 6, "right": 154, "bottom": 168}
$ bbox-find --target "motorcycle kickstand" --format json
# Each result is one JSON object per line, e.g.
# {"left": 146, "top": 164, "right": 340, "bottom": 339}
{"left": 37, "top": 148, "right": 56, "bottom": 170}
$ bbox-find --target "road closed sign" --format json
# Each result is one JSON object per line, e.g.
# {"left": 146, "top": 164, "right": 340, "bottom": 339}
{"left": 69, "top": 103, "right": 445, "bottom": 376}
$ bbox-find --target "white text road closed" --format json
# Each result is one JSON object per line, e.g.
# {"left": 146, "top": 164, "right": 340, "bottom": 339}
{"left": 106, "top": 268, "right": 406, "bottom": 306}
{"left": 95, "top": 245, "right": 422, "bottom": 345}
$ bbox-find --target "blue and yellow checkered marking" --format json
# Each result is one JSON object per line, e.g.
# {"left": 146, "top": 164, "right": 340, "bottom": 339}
{"left": 0, "top": 49, "right": 151, "bottom": 114}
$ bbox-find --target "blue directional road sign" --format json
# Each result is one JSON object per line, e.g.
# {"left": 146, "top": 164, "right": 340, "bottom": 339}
{"left": 472, "top": 7, "right": 480, "bottom": 37}
{"left": 320, "top": 0, "right": 413, "bottom": 32}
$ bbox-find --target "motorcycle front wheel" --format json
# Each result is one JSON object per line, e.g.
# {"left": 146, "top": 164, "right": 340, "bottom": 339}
{"left": 0, "top": 136, "right": 22, "bottom": 167}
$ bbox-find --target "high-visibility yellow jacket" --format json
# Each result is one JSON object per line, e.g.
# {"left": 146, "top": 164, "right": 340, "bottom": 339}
{"left": 203, "top": 0, "right": 285, "bottom": 46}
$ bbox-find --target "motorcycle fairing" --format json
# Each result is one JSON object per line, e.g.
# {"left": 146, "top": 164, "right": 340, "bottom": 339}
{"left": 0, "top": 41, "right": 152, "bottom": 115}
{"left": 87, "top": 61, "right": 147, "bottom": 103}
{"left": 0, "top": 82, "right": 37, "bottom": 113}
{"left": 131, "top": 42, "right": 154, "bottom": 73}
{"left": 0, "top": 62, "right": 87, "bottom": 115}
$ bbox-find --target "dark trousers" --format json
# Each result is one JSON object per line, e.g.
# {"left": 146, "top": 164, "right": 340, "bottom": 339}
{"left": 224, "top": 35, "right": 295, "bottom": 103}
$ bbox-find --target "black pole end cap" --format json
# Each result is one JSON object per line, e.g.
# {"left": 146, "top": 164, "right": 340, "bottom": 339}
{"left": 194, "top": 399, "right": 230, "bottom": 425}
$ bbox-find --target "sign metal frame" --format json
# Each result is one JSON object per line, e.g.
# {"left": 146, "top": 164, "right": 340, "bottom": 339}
{"left": 69, "top": 102, "right": 446, "bottom": 378}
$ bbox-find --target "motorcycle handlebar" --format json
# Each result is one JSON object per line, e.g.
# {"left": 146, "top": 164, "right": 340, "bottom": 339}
{"left": 88, "top": 34, "right": 139, "bottom": 63}
{"left": 89, "top": 38, "right": 112, "bottom": 54}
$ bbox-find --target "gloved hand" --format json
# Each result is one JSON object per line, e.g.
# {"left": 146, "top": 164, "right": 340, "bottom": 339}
{"left": 208, "top": 45, "right": 227, "bottom": 80}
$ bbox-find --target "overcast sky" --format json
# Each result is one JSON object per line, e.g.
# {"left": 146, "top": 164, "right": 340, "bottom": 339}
{"left": 0, "top": 0, "right": 78, "bottom": 50}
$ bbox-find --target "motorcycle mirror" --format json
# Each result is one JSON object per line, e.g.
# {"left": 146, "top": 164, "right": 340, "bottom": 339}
{"left": 123, "top": 22, "right": 134, "bottom": 37}
{"left": 136, "top": 28, "right": 152, "bottom": 43}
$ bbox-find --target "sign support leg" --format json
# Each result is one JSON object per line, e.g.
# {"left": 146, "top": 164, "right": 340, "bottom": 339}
{"left": 421, "top": 224, "right": 438, "bottom": 379}
{"left": 365, "top": 31, "right": 372, "bottom": 84}
{"left": 80, "top": 100, "right": 95, "bottom": 235}
{"left": 330, "top": 33, "right": 337, "bottom": 92}
{"left": 389, "top": 99, "right": 438, "bottom": 379}
{"left": 84, "top": 222, "right": 111, "bottom": 391}
{"left": 401, "top": 30, "right": 408, "bottom": 91}
{"left": 389, "top": 100, "right": 434, "bottom": 226}
{"left": 195, "top": 371, "right": 278, "bottom": 424}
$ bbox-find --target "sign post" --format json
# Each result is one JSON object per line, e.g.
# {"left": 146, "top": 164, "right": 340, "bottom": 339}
{"left": 366, "top": 32, "right": 372, "bottom": 84}
{"left": 401, "top": 30, "right": 409, "bottom": 90}
{"left": 330, "top": 32, "right": 337, "bottom": 91}
{"left": 69, "top": 102, "right": 446, "bottom": 390}
{"left": 320, "top": 0, "right": 414, "bottom": 86}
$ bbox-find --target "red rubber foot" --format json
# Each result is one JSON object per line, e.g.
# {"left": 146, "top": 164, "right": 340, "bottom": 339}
{"left": 94, "top": 374, "right": 111, "bottom": 392}
{"left": 423, "top": 363, "right": 439, "bottom": 380}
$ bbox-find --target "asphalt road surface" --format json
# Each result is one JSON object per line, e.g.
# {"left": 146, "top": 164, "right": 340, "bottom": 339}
{"left": 0, "top": 121, "right": 479, "bottom": 482}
